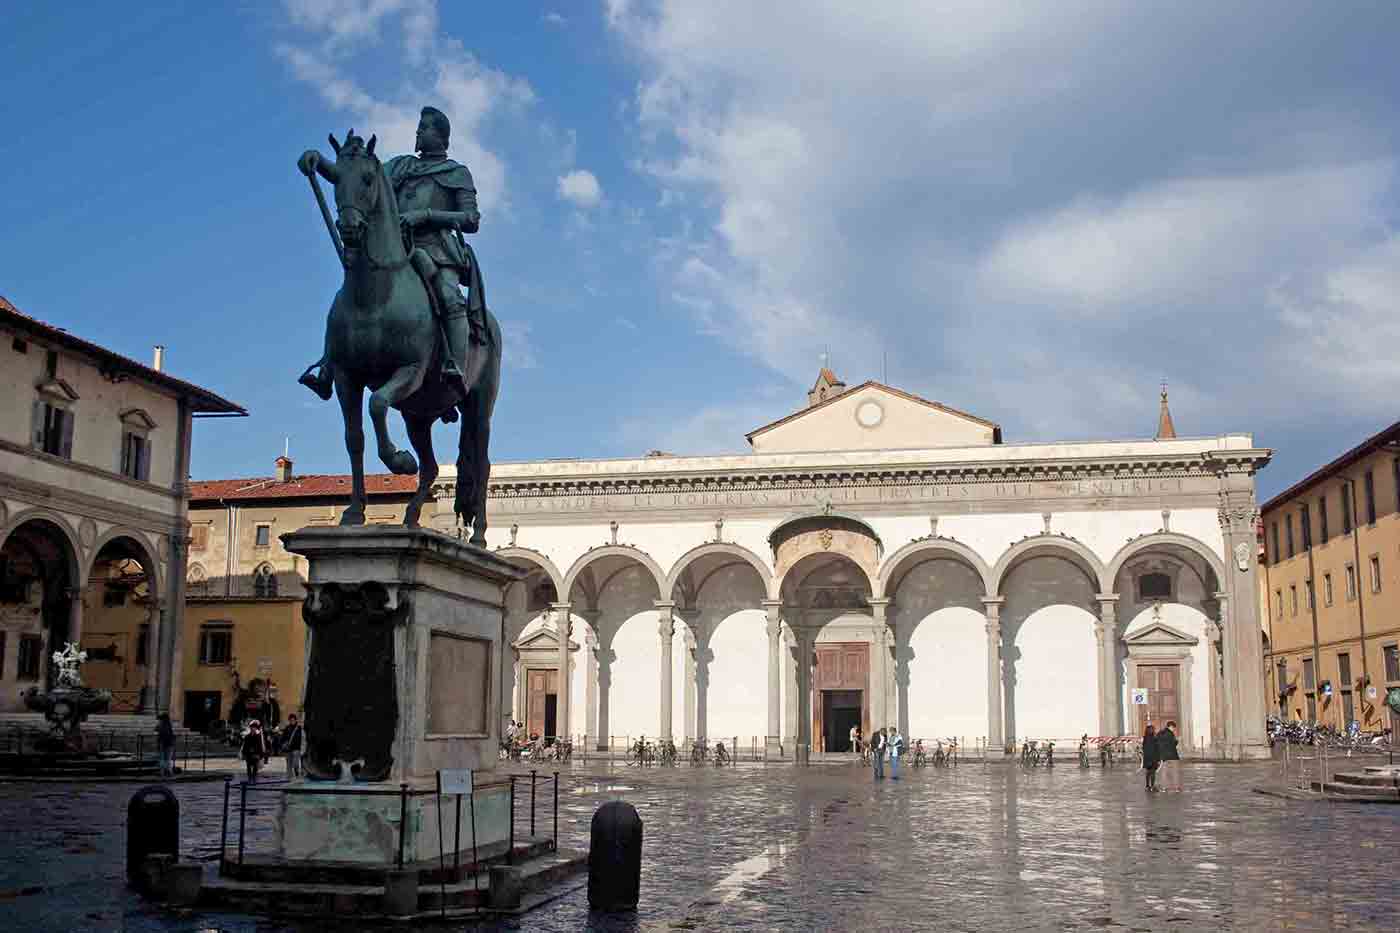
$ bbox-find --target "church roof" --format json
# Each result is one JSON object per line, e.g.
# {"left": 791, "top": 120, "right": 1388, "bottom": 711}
{"left": 747, "top": 380, "right": 1002, "bottom": 444}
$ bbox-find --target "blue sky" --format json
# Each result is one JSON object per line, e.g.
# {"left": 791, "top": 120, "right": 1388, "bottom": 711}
{"left": 3, "top": 2, "right": 1398, "bottom": 498}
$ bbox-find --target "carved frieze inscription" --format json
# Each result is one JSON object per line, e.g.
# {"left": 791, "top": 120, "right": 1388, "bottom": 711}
{"left": 487, "top": 475, "right": 1203, "bottom": 516}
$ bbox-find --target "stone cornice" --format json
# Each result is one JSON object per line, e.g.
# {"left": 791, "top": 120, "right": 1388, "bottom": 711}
{"left": 460, "top": 448, "right": 1270, "bottom": 502}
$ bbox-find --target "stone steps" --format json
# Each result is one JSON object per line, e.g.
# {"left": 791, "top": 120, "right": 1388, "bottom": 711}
{"left": 220, "top": 837, "right": 556, "bottom": 887}
{"left": 199, "top": 844, "right": 587, "bottom": 918}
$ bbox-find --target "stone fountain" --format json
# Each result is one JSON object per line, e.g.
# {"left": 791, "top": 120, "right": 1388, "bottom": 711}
{"left": 20, "top": 642, "right": 112, "bottom": 752}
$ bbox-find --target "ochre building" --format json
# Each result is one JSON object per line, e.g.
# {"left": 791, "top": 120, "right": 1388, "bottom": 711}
{"left": 1260, "top": 421, "right": 1400, "bottom": 736}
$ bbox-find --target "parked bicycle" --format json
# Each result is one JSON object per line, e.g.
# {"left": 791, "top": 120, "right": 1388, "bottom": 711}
{"left": 690, "top": 740, "right": 708, "bottom": 765}
{"left": 713, "top": 741, "right": 731, "bottom": 765}
{"left": 658, "top": 739, "right": 678, "bottom": 766}
{"left": 628, "top": 737, "right": 655, "bottom": 767}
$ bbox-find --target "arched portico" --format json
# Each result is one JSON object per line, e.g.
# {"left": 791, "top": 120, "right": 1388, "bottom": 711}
{"left": 498, "top": 548, "right": 563, "bottom": 737}
{"left": 668, "top": 542, "right": 772, "bottom": 746}
{"left": 562, "top": 546, "right": 668, "bottom": 746}
{"left": 881, "top": 538, "right": 992, "bottom": 741}
{"left": 0, "top": 514, "right": 82, "bottom": 701}
{"left": 82, "top": 532, "right": 164, "bottom": 712}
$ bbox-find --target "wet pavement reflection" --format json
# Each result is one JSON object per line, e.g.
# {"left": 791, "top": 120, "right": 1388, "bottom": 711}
{"left": 2, "top": 760, "right": 1398, "bottom": 931}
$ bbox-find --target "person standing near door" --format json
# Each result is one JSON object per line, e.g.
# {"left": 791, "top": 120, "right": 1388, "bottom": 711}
{"left": 872, "top": 728, "right": 886, "bottom": 779}
{"left": 1141, "top": 723, "right": 1159, "bottom": 792}
{"left": 1156, "top": 721, "right": 1182, "bottom": 791}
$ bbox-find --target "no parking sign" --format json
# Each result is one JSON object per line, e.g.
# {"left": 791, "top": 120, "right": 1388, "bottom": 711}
{"left": 1131, "top": 688, "right": 1149, "bottom": 706}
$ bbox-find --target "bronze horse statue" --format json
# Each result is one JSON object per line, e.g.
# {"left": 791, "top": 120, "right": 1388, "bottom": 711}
{"left": 299, "top": 131, "right": 500, "bottom": 543}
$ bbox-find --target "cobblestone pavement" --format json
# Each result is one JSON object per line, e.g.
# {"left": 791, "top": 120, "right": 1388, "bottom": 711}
{"left": 3, "top": 758, "right": 1399, "bottom": 932}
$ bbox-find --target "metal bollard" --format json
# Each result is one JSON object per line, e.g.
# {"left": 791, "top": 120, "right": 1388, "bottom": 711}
{"left": 219, "top": 776, "right": 231, "bottom": 871}
{"left": 553, "top": 771, "right": 559, "bottom": 851}
{"left": 588, "top": 801, "right": 642, "bottom": 912}
{"left": 238, "top": 781, "right": 248, "bottom": 865}
{"left": 530, "top": 769, "right": 537, "bottom": 836}
{"left": 396, "top": 783, "right": 409, "bottom": 868}
{"left": 507, "top": 777, "right": 516, "bottom": 865}
{"left": 126, "top": 785, "right": 179, "bottom": 887}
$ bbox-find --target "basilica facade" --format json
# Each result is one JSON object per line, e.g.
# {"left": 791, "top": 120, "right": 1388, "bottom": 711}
{"left": 471, "top": 371, "right": 1271, "bottom": 759}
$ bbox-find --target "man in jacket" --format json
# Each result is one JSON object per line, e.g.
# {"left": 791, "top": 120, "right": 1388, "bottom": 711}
{"left": 887, "top": 726, "right": 905, "bottom": 780}
{"left": 872, "top": 728, "right": 886, "bottom": 779}
{"left": 1156, "top": 720, "right": 1182, "bottom": 791}
{"left": 282, "top": 714, "right": 304, "bottom": 779}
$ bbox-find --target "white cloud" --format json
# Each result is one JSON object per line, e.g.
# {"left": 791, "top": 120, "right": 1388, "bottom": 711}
{"left": 543, "top": 12, "right": 566, "bottom": 27}
{"left": 501, "top": 321, "right": 539, "bottom": 369}
{"left": 607, "top": 2, "right": 1400, "bottom": 441}
{"left": 557, "top": 169, "right": 602, "bottom": 208}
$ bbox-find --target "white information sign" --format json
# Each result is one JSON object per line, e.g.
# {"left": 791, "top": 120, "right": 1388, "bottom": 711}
{"left": 1366, "top": 685, "right": 1378, "bottom": 701}
{"left": 439, "top": 768, "right": 473, "bottom": 795}
{"left": 1131, "top": 688, "right": 1149, "bottom": 706}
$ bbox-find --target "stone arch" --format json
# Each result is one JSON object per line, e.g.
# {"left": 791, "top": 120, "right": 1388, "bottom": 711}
{"left": 1106, "top": 532, "right": 1226, "bottom": 599}
{"left": 0, "top": 509, "right": 83, "bottom": 586}
{"left": 989, "top": 534, "right": 1108, "bottom": 597}
{"left": 562, "top": 545, "right": 667, "bottom": 605}
{"left": 495, "top": 546, "right": 566, "bottom": 598}
{"left": 88, "top": 527, "right": 163, "bottom": 600}
{"left": 666, "top": 542, "right": 774, "bottom": 604}
{"left": 252, "top": 562, "right": 278, "bottom": 598}
{"left": 878, "top": 536, "right": 993, "bottom": 600}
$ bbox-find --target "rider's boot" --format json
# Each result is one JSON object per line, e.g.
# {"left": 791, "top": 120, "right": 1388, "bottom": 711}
{"left": 298, "top": 358, "right": 334, "bottom": 401}
{"left": 435, "top": 277, "right": 475, "bottom": 404}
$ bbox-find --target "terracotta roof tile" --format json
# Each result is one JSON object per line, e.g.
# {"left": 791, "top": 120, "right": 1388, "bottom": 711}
{"left": 189, "top": 472, "right": 418, "bottom": 502}
{"left": 1, "top": 295, "right": 245, "bottom": 414}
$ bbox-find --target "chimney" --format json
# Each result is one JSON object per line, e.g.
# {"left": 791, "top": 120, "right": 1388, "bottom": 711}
{"left": 152, "top": 345, "right": 165, "bottom": 371}
{"left": 275, "top": 455, "right": 293, "bottom": 483}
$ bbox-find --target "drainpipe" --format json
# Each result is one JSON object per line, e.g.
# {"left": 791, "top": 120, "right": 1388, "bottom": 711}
{"left": 1304, "top": 515, "right": 1323, "bottom": 723}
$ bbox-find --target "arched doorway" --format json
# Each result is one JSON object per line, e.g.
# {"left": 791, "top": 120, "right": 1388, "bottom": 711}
{"left": 0, "top": 517, "right": 80, "bottom": 704}
{"left": 1108, "top": 534, "right": 1226, "bottom": 752}
{"left": 778, "top": 551, "right": 875, "bottom": 754}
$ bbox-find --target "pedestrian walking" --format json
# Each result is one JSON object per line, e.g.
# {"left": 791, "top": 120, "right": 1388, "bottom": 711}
{"left": 1141, "top": 723, "right": 1159, "bottom": 792}
{"left": 1156, "top": 720, "right": 1182, "bottom": 792}
{"left": 282, "top": 714, "right": 305, "bottom": 779}
{"left": 241, "top": 720, "right": 268, "bottom": 782}
{"left": 155, "top": 713, "right": 176, "bottom": 778}
{"left": 853, "top": 725, "right": 864, "bottom": 760}
{"left": 872, "top": 728, "right": 886, "bottom": 779}
{"left": 849, "top": 724, "right": 858, "bottom": 754}
{"left": 887, "top": 726, "right": 905, "bottom": 780}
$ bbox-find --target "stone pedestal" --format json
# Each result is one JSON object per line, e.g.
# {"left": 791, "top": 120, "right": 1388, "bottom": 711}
{"left": 277, "top": 526, "right": 524, "bottom": 864}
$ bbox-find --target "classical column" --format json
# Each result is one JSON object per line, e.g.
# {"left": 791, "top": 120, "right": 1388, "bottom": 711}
{"left": 684, "top": 628, "right": 697, "bottom": 743}
{"left": 584, "top": 628, "right": 598, "bottom": 746}
{"left": 1095, "top": 594, "right": 1120, "bottom": 737}
{"left": 695, "top": 630, "right": 710, "bottom": 746}
{"left": 655, "top": 601, "right": 675, "bottom": 741}
{"left": 1218, "top": 485, "right": 1269, "bottom": 757}
{"left": 763, "top": 600, "right": 783, "bottom": 745}
{"left": 596, "top": 639, "right": 613, "bottom": 751}
{"left": 140, "top": 600, "right": 161, "bottom": 712}
{"left": 867, "top": 598, "right": 893, "bottom": 733}
{"left": 550, "top": 602, "right": 572, "bottom": 743}
{"left": 795, "top": 626, "right": 814, "bottom": 756}
{"left": 982, "top": 598, "right": 1005, "bottom": 754}
{"left": 783, "top": 629, "right": 799, "bottom": 744}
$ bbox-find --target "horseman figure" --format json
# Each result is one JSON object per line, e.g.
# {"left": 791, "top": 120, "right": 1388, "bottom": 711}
{"left": 298, "top": 106, "right": 485, "bottom": 402}
{"left": 291, "top": 111, "right": 503, "bottom": 545}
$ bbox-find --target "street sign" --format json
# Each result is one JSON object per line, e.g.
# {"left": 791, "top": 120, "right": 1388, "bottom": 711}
{"left": 1131, "top": 688, "right": 1149, "bottom": 706}
{"left": 440, "top": 768, "right": 473, "bottom": 796}
{"left": 1366, "top": 685, "right": 1378, "bottom": 701}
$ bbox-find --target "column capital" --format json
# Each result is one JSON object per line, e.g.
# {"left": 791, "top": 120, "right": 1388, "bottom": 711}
{"left": 653, "top": 600, "right": 676, "bottom": 613}
{"left": 760, "top": 598, "right": 784, "bottom": 611}
{"left": 548, "top": 601, "right": 572, "bottom": 614}
{"left": 1094, "top": 593, "right": 1120, "bottom": 605}
{"left": 980, "top": 596, "right": 1005, "bottom": 608}
{"left": 658, "top": 616, "right": 675, "bottom": 639}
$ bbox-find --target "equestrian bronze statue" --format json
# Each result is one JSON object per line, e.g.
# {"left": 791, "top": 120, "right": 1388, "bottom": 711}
{"left": 296, "top": 108, "right": 500, "bottom": 544}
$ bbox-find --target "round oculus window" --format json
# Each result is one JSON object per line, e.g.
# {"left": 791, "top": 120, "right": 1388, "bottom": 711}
{"left": 856, "top": 400, "right": 884, "bottom": 428}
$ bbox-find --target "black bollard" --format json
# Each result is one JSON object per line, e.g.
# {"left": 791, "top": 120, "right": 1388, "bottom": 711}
{"left": 127, "top": 785, "right": 179, "bottom": 887}
{"left": 587, "top": 801, "right": 642, "bottom": 912}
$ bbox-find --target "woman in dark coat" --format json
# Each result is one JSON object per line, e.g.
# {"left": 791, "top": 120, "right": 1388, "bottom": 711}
{"left": 1141, "top": 723, "right": 1160, "bottom": 791}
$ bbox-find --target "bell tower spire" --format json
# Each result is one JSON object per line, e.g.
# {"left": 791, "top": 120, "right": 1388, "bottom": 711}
{"left": 1155, "top": 382, "right": 1177, "bottom": 440}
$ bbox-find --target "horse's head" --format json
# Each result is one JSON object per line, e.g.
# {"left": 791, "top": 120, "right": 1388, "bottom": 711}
{"left": 328, "top": 129, "right": 384, "bottom": 254}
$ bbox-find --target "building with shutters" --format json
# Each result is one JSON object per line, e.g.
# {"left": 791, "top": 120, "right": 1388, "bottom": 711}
{"left": 1259, "top": 421, "right": 1400, "bottom": 738}
{"left": 0, "top": 296, "right": 244, "bottom": 717}
{"left": 179, "top": 371, "right": 1273, "bottom": 758}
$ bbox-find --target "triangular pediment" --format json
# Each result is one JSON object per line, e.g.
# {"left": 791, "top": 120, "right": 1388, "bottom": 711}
{"left": 513, "top": 628, "right": 578, "bottom": 652}
{"left": 1123, "top": 621, "right": 1198, "bottom": 647}
{"left": 119, "top": 407, "right": 159, "bottom": 430}
{"left": 748, "top": 381, "right": 1000, "bottom": 454}
{"left": 35, "top": 376, "right": 80, "bottom": 402}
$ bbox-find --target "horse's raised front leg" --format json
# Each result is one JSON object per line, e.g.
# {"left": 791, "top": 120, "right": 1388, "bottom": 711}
{"left": 367, "top": 363, "right": 427, "bottom": 475}
{"left": 334, "top": 373, "right": 367, "bottom": 525}
{"left": 401, "top": 412, "right": 438, "bottom": 529}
